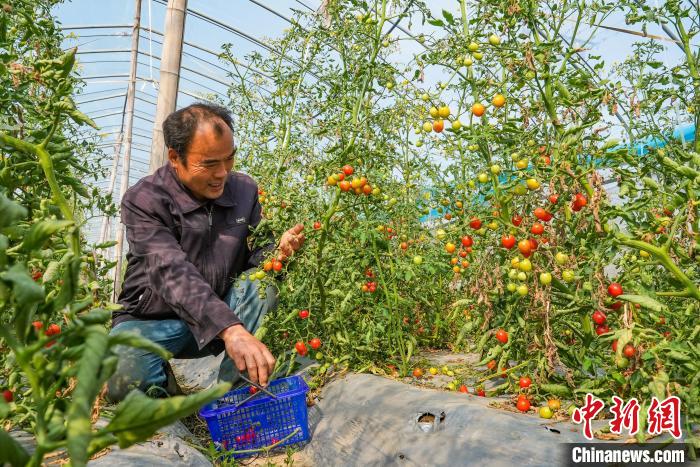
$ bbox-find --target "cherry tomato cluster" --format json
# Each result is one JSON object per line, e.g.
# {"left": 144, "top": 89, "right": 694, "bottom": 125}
{"left": 326, "top": 164, "right": 380, "bottom": 197}
{"left": 234, "top": 426, "right": 257, "bottom": 445}
{"left": 361, "top": 281, "right": 377, "bottom": 293}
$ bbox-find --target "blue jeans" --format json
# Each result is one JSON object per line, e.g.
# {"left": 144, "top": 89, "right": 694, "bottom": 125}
{"left": 106, "top": 270, "right": 277, "bottom": 401}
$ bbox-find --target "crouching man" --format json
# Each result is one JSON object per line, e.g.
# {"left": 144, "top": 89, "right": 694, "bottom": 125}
{"left": 107, "top": 102, "right": 304, "bottom": 401}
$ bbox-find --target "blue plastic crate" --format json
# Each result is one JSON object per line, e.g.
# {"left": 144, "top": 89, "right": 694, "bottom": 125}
{"left": 199, "top": 375, "right": 310, "bottom": 458}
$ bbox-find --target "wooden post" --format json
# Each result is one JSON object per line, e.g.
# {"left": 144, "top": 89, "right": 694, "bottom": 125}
{"left": 149, "top": 0, "right": 188, "bottom": 171}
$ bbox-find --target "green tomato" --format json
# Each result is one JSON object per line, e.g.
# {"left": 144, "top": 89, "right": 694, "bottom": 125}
{"left": 436, "top": 229, "right": 447, "bottom": 240}
{"left": 488, "top": 34, "right": 501, "bottom": 45}
{"left": 583, "top": 281, "right": 593, "bottom": 291}
{"left": 517, "top": 271, "right": 527, "bottom": 281}
{"left": 539, "top": 406, "right": 554, "bottom": 419}
{"left": 555, "top": 252, "right": 568, "bottom": 265}
{"left": 539, "top": 272, "right": 552, "bottom": 285}
{"left": 305, "top": 175, "right": 314, "bottom": 183}
{"left": 413, "top": 255, "right": 423, "bottom": 265}
{"left": 478, "top": 172, "right": 489, "bottom": 183}
{"left": 490, "top": 164, "right": 501, "bottom": 175}
{"left": 468, "top": 180, "right": 476, "bottom": 189}
{"left": 447, "top": 370, "right": 455, "bottom": 377}
{"left": 562, "top": 270, "right": 575, "bottom": 283}
{"left": 518, "top": 258, "right": 532, "bottom": 272}
{"left": 616, "top": 356, "right": 629, "bottom": 369}
{"left": 255, "top": 270, "right": 266, "bottom": 280}
{"left": 468, "top": 41, "right": 479, "bottom": 52}
{"left": 513, "top": 184, "right": 528, "bottom": 196}
{"left": 507, "top": 283, "right": 517, "bottom": 292}
{"left": 508, "top": 268, "right": 518, "bottom": 280}
{"left": 517, "top": 284, "right": 529, "bottom": 296}
{"left": 447, "top": 382, "right": 456, "bottom": 391}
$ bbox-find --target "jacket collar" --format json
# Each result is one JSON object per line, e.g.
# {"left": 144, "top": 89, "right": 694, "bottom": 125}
{"left": 160, "top": 164, "right": 237, "bottom": 214}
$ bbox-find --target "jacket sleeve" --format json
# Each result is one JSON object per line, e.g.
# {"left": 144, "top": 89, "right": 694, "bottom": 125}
{"left": 245, "top": 192, "right": 276, "bottom": 269}
{"left": 121, "top": 192, "right": 242, "bottom": 350}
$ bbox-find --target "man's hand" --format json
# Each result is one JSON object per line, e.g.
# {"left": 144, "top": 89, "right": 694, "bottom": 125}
{"left": 277, "top": 223, "right": 305, "bottom": 262}
{"left": 219, "top": 324, "right": 275, "bottom": 386}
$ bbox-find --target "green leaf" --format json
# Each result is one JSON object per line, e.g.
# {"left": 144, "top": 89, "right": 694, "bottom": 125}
{"left": 0, "top": 193, "right": 27, "bottom": 229}
{"left": 0, "top": 264, "right": 44, "bottom": 309}
{"left": 0, "top": 428, "right": 30, "bottom": 467}
{"left": 21, "top": 219, "right": 73, "bottom": 251}
{"left": 104, "top": 383, "right": 230, "bottom": 448}
{"left": 69, "top": 108, "right": 98, "bottom": 129}
{"left": 441, "top": 9, "right": 454, "bottom": 25}
{"left": 67, "top": 327, "right": 110, "bottom": 467}
{"left": 108, "top": 331, "right": 172, "bottom": 360}
{"left": 617, "top": 294, "right": 668, "bottom": 312}
{"left": 427, "top": 18, "right": 444, "bottom": 27}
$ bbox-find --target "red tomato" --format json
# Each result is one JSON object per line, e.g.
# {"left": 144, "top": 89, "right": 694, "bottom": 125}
{"left": 45, "top": 324, "right": 61, "bottom": 337}
{"left": 459, "top": 384, "right": 468, "bottom": 393}
{"left": 32, "top": 321, "right": 43, "bottom": 331}
{"left": 511, "top": 214, "right": 523, "bottom": 227}
{"left": 32, "top": 271, "right": 43, "bottom": 281}
{"left": 3, "top": 390, "right": 12, "bottom": 403}
{"left": 459, "top": 250, "right": 467, "bottom": 258}
{"left": 365, "top": 268, "right": 374, "bottom": 277}
{"left": 529, "top": 238, "right": 538, "bottom": 251}
{"left": 592, "top": 310, "right": 607, "bottom": 325}
{"left": 339, "top": 180, "right": 351, "bottom": 192}
{"left": 249, "top": 386, "right": 258, "bottom": 395}
{"left": 272, "top": 260, "right": 283, "bottom": 272}
{"left": 518, "top": 376, "right": 532, "bottom": 389}
{"left": 400, "top": 242, "right": 408, "bottom": 250}
{"left": 337, "top": 173, "right": 345, "bottom": 181}
{"left": 362, "top": 184, "right": 372, "bottom": 195}
{"left": 461, "top": 235, "right": 473, "bottom": 247}
{"left": 518, "top": 239, "right": 532, "bottom": 256}
{"left": 595, "top": 324, "right": 610, "bottom": 336}
{"left": 608, "top": 283, "right": 623, "bottom": 297}
{"left": 610, "top": 301, "right": 623, "bottom": 310}
{"left": 495, "top": 329, "right": 508, "bottom": 344}
{"left": 487, "top": 360, "right": 497, "bottom": 370}
{"left": 548, "top": 194, "right": 559, "bottom": 204}
{"left": 501, "top": 235, "right": 516, "bottom": 249}
{"left": 413, "top": 367, "right": 423, "bottom": 378}
{"left": 572, "top": 193, "right": 588, "bottom": 211}
{"left": 433, "top": 120, "right": 444, "bottom": 133}
{"left": 313, "top": 221, "right": 321, "bottom": 230}
{"left": 309, "top": 337, "right": 322, "bottom": 350}
{"left": 612, "top": 340, "right": 618, "bottom": 352}
{"left": 516, "top": 398, "right": 531, "bottom": 412}
{"left": 469, "top": 218, "right": 482, "bottom": 230}
{"left": 623, "top": 344, "right": 635, "bottom": 358}
{"left": 342, "top": 164, "right": 354, "bottom": 176}
{"left": 533, "top": 208, "right": 547, "bottom": 221}
{"left": 298, "top": 309, "right": 310, "bottom": 319}
{"left": 531, "top": 223, "right": 544, "bottom": 235}
{"left": 477, "top": 388, "right": 486, "bottom": 397}
{"left": 295, "top": 341, "right": 308, "bottom": 356}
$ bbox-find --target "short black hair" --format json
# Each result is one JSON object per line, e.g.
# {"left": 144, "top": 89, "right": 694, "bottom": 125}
{"left": 162, "top": 102, "right": 234, "bottom": 165}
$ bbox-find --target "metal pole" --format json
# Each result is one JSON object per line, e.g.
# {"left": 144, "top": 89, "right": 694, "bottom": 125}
{"left": 98, "top": 131, "right": 123, "bottom": 247}
{"left": 113, "top": 0, "right": 143, "bottom": 301}
{"left": 149, "top": 0, "right": 188, "bottom": 171}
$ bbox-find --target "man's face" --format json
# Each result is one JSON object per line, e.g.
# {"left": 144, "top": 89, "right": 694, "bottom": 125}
{"left": 168, "top": 120, "right": 235, "bottom": 201}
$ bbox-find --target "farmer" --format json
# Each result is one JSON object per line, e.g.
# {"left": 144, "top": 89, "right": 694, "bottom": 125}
{"left": 106, "top": 102, "right": 304, "bottom": 401}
